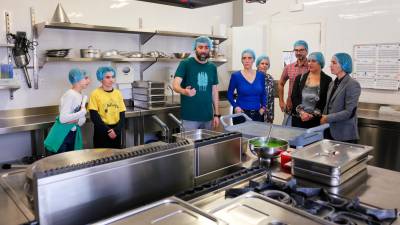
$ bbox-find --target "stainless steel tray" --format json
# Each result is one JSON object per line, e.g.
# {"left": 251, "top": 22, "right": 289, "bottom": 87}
{"left": 133, "top": 94, "right": 166, "bottom": 102}
{"left": 220, "top": 113, "right": 328, "bottom": 147}
{"left": 292, "top": 157, "right": 369, "bottom": 186}
{"left": 291, "top": 139, "right": 373, "bottom": 175}
{"left": 93, "top": 196, "right": 226, "bottom": 225}
{"left": 209, "top": 191, "right": 334, "bottom": 225}
{"left": 133, "top": 99, "right": 166, "bottom": 109}
{"left": 132, "top": 80, "right": 165, "bottom": 89}
{"left": 132, "top": 87, "right": 165, "bottom": 95}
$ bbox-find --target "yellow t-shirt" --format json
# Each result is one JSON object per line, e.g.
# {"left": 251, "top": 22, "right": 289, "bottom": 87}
{"left": 88, "top": 87, "right": 126, "bottom": 125}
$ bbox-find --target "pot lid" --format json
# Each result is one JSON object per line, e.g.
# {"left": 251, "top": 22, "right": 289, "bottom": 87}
{"left": 291, "top": 139, "right": 373, "bottom": 168}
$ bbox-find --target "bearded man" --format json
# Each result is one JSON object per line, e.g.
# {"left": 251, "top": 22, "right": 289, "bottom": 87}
{"left": 173, "top": 36, "right": 220, "bottom": 131}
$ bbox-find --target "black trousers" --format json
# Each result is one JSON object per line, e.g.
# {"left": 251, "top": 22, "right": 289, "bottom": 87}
{"left": 324, "top": 129, "right": 358, "bottom": 144}
{"left": 233, "top": 109, "right": 264, "bottom": 125}
{"left": 46, "top": 130, "right": 76, "bottom": 156}
{"left": 93, "top": 124, "right": 122, "bottom": 149}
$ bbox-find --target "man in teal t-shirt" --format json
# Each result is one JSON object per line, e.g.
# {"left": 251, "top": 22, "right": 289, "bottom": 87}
{"left": 173, "top": 36, "right": 220, "bottom": 131}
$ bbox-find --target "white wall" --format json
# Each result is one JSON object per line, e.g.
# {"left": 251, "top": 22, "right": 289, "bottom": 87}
{"left": 243, "top": 0, "right": 400, "bottom": 105}
{"left": 0, "top": 0, "right": 233, "bottom": 110}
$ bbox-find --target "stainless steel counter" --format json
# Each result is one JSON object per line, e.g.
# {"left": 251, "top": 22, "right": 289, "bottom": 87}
{"left": 192, "top": 162, "right": 400, "bottom": 225}
{"left": 0, "top": 106, "right": 166, "bottom": 135}
{"left": 357, "top": 103, "right": 400, "bottom": 172}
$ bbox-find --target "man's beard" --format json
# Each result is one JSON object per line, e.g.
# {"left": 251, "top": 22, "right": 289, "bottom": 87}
{"left": 196, "top": 51, "right": 209, "bottom": 61}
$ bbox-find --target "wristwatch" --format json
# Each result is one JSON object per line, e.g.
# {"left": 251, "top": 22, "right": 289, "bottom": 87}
{"left": 213, "top": 114, "right": 221, "bottom": 118}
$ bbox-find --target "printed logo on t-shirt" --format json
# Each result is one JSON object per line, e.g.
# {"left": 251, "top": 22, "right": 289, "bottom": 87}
{"left": 104, "top": 102, "right": 119, "bottom": 113}
{"left": 197, "top": 72, "right": 208, "bottom": 91}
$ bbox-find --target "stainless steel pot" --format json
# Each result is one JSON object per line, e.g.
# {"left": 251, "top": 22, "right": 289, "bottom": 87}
{"left": 80, "top": 46, "right": 101, "bottom": 58}
{"left": 249, "top": 137, "right": 288, "bottom": 159}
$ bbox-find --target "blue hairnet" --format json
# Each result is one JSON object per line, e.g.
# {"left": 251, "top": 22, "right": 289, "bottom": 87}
{"left": 68, "top": 68, "right": 86, "bottom": 84}
{"left": 334, "top": 53, "right": 353, "bottom": 74}
{"left": 256, "top": 54, "right": 270, "bottom": 68}
{"left": 293, "top": 40, "right": 308, "bottom": 51}
{"left": 308, "top": 52, "right": 325, "bottom": 68}
{"left": 96, "top": 66, "right": 116, "bottom": 81}
{"left": 193, "top": 36, "right": 213, "bottom": 50}
{"left": 241, "top": 49, "right": 256, "bottom": 60}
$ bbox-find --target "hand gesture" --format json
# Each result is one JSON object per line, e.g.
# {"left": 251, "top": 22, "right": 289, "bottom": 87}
{"left": 185, "top": 86, "right": 196, "bottom": 97}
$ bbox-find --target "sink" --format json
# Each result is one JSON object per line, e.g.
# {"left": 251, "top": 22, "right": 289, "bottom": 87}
{"left": 173, "top": 129, "right": 223, "bottom": 141}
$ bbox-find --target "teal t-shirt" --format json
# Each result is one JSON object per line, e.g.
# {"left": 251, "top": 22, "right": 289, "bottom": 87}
{"left": 175, "top": 57, "right": 219, "bottom": 121}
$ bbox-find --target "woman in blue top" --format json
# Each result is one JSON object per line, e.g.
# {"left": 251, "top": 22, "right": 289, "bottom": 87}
{"left": 228, "top": 49, "right": 267, "bottom": 124}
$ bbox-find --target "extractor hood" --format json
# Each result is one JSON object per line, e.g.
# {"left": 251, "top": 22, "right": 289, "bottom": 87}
{"left": 137, "top": 0, "right": 236, "bottom": 9}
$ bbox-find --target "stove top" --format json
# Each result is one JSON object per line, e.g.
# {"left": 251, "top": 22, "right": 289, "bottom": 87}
{"left": 224, "top": 172, "right": 398, "bottom": 225}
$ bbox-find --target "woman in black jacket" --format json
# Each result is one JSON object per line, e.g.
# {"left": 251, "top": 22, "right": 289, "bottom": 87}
{"left": 291, "top": 52, "right": 332, "bottom": 128}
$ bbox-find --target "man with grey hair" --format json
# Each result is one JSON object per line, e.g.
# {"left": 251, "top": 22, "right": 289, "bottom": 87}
{"left": 173, "top": 36, "right": 220, "bottom": 131}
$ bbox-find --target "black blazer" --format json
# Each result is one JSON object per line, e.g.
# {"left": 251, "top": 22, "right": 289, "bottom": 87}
{"left": 291, "top": 71, "right": 332, "bottom": 128}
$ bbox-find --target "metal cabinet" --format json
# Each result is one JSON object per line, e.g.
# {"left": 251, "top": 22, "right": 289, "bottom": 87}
{"left": 358, "top": 118, "right": 400, "bottom": 172}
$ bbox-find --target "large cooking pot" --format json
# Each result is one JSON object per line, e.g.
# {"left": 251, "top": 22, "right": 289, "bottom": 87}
{"left": 249, "top": 137, "right": 288, "bottom": 159}
{"left": 80, "top": 46, "right": 101, "bottom": 58}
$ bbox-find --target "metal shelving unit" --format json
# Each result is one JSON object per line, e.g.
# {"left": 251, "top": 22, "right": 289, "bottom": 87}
{"left": 33, "top": 21, "right": 229, "bottom": 80}
{"left": 45, "top": 57, "right": 157, "bottom": 63}
{"left": 1, "top": 12, "right": 21, "bottom": 99}
{"left": 34, "top": 22, "right": 228, "bottom": 45}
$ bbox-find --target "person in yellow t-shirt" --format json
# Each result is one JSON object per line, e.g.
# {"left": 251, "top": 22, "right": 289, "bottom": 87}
{"left": 88, "top": 66, "right": 126, "bottom": 148}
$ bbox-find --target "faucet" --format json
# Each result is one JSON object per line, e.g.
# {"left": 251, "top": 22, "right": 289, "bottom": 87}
{"left": 151, "top": 115, "right": 170, "bottom": 142}
{"left": 167, "top": 85, "right": 174, "bottom": 105}
{"left": 168, "top": 113, "right": 184, "bottom": 139}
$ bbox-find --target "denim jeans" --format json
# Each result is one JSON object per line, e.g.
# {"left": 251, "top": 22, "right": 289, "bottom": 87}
{"left": 182, "top": 120, "right": 212, "bottom": 131}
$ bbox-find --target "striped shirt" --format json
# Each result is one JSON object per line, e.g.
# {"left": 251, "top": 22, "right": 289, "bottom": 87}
{"left": 281, "top": 60, "right": 308, "bottom": 100}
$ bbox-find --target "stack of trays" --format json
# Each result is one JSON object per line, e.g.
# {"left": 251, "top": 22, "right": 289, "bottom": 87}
{"left": 291, "top": 139, "right": 373, "bottom": 186}
{"left": 132, "top": 81, "right": 166, "bottom": 109}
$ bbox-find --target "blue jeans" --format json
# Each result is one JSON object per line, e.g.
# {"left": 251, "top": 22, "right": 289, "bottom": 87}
{"left": 182, "top": 120, "right": 212, "bottom": 131}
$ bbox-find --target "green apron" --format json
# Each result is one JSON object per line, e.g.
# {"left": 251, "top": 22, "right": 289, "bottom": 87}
{"left": 44, "top": 116, "right": 83, "bottom": 153}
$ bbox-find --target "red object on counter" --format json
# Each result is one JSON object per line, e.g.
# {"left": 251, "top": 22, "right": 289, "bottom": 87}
{"left": 280, "top": 149, "right": 292, "bottom": 171}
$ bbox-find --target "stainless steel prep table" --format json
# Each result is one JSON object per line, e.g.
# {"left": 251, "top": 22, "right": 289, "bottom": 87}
{"left": 0, "top": 104, "right": 179, "bottom": 157}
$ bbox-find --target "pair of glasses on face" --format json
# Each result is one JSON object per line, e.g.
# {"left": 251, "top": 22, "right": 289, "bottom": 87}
{"left": 294, "top": 49, "right": 306, "bottom": 53}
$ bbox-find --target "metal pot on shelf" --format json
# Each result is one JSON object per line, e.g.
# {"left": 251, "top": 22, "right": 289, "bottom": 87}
{"left": 80, "top": 46, "right": 101, "bottom": 58}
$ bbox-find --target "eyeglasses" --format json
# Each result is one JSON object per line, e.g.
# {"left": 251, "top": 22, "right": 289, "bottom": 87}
{"left": 294, "top": 49, "right": 306, "bottom": 53}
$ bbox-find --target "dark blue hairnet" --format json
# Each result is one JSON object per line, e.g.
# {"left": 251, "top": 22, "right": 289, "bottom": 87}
{"left": 241, "top": 49, "right": 256, "bottom": 60}
{"left": 293, "top": 40, "right": 308, "bottom": 51}
{"left": 334, "top": 53, "right": 353, "bottom": 74}
{"left": 68, "top": 68, "right": 86, "bottom": 84}
{"left": 193, "top": 36, "right": 213, "bottom": 50}
{"left": 96, "top": 66, "right": 116, "bottom": 81}
{"left": 256, "top": 54, "right": 270, "bottom": 68}
{"left": 308, "top": 52, "right": 325, "bottom": 68}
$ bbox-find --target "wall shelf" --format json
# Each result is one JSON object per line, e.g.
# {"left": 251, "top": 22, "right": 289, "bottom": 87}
{"left": 0, "top": 79, "right": 21, "bottom": 100}
{"left": 45, "top": 57, "right": 157, "bottom": 63}
{"left": 34, "top": 21, "right": 228, "bottom": 80}
{"left": 45, "top": 57, "right": 227, "bottom": 65}
{"left": 34, "top": 22, "right": 228, "bottom": 45}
